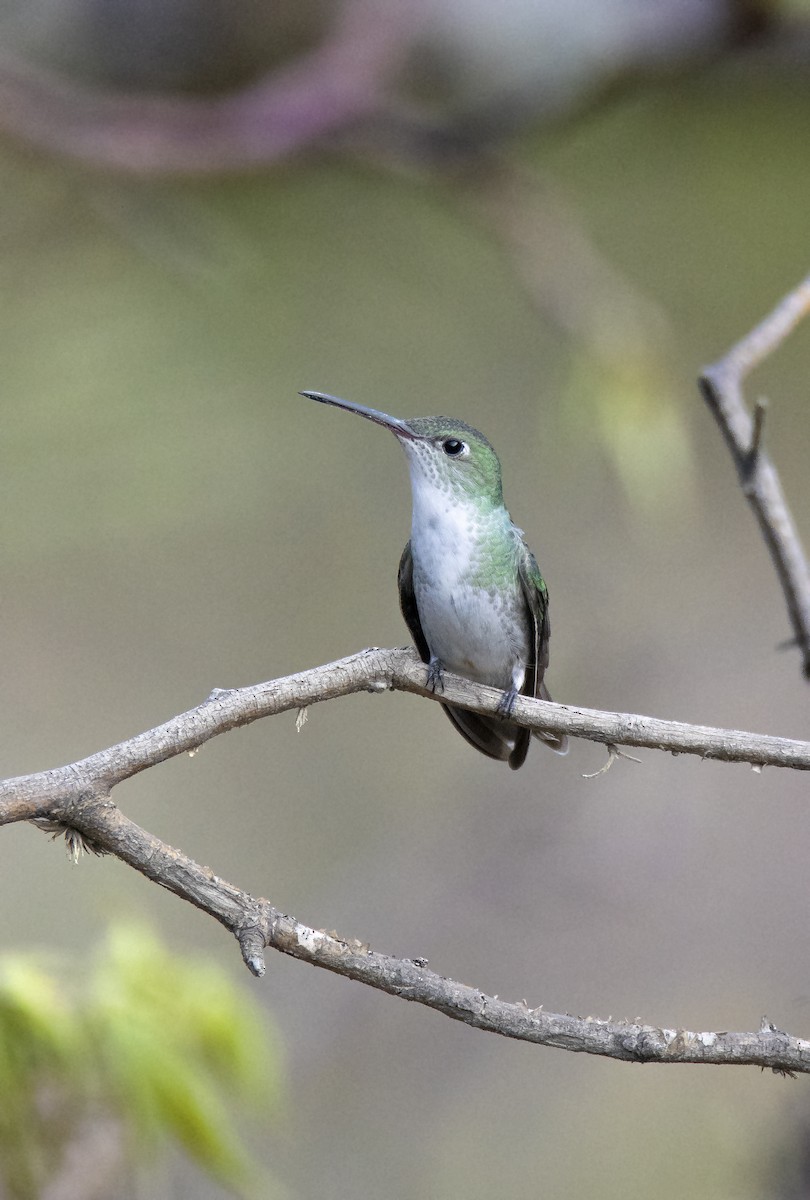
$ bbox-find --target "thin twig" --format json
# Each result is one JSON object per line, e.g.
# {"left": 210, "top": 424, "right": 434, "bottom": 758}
{"left": 700, "top": 275, "right": 810, "bottom": 678}
{"left": 582, "top": 743, "right": 642, "bottom": 779}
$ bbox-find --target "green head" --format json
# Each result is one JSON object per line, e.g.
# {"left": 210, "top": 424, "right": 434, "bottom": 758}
{"left": 300, "top": 390, "right": 505, "bottom": 507}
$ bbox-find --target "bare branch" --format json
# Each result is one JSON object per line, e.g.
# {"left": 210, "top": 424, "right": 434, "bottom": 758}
{"left": 3, "top": 648, "right": 810, "bottom": 1069}
{"left": 700, "top": 275, "right": 810, "bottom": 678}
{"left": 1, "top": 649, "right": 808, "bottom": 835}
{"left": 20, "top": 783, "right": 810, "bottom": 1075}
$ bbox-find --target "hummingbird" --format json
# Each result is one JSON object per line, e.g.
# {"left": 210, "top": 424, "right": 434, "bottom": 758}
{"left": 300, "top": 390, "right": 568, "bottom": 769}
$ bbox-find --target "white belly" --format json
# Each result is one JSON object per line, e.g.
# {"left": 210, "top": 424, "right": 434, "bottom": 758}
{"left": 415, "top": 578, "right": 529, "bottom": 690}
{"left": 410, "top": 500, "right": 529, "bottom": 692}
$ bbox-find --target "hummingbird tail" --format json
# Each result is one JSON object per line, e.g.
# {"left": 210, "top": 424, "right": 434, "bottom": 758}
{"left": 441, "top": 704, "right": 522, "bottom": 766}
{"left": 441, "top": 687, "right": 568, "bottom": 765}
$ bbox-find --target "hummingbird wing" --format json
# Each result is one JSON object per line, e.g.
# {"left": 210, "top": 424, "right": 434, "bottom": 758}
{"left": 517, "top": 546, "right": 568, "bottom": 756}
{"left": 397, "top": 540, "right": 431, "bottom": 662}
{"left": 398, "top": 541, "right": 514, "bottom": 764}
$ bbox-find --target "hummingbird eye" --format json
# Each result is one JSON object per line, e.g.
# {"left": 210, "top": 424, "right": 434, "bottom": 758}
{"left": 442, "top": 438, "right": 466, "bottom": 457}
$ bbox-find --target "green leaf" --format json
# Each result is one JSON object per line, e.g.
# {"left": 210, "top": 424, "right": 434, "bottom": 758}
{"left": 0, "top": 923, "right": 286, "bottom": 1199}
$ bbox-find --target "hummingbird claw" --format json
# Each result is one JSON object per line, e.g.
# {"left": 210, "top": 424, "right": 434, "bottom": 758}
{"left": 426, "top": 658, "right": 445, "bottom": 694}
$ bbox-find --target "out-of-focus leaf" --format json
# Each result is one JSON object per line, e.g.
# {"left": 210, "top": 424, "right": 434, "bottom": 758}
{"left": 565, "top": 348, "right": 695, "bottom": 512}
{"left": 0, "top": 924, "right": 286, "bottom": 1199}
{"left": 0, "top": 958, "right": 84, "bottom": 1072}
{"left": 96, "top": 923, "right": 283, "bottom": 1111}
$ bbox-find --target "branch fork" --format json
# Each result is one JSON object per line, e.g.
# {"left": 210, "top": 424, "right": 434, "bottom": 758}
{"left": 4, "top": 277, "right": 810, "bottom": 1072}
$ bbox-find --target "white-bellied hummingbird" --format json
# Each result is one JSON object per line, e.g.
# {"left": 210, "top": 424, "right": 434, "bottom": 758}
{"left": 301, "top": 390, "right": 568, "bottom": 769}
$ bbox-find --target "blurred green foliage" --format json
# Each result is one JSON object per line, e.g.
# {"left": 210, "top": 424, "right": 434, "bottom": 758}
{"left": 0, "top": 924, "right": 284, "bottom": 1199}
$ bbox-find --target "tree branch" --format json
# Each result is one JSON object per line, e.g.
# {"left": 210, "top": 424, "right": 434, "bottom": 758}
{"left": 1, "top": 649, "right": 809, "bottom": 831}
{"left": 2, "top": 646, "right": 810, "bottom": 1070}
{"left": 700, "top": 274, "right": 810, "bottom": 678}
{"left": 9, "top": 748, "right": 810, "bottom": 1075}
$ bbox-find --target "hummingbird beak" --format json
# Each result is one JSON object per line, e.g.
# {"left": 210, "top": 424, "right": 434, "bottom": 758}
{"left": 299, "top": 390, "right": 419, "bottom": 440}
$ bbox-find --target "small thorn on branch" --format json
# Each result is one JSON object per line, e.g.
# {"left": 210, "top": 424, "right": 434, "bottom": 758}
{"left": 582, "top": 743, "right": 642, "bottom": 779}
{"left": 750, "top": 397, "right": 768, "bottom": 458}
{"left": 238, "top": 928, "right": 267, "bottom": 977}
{"left": 742, "top": 397, "right": 768, "bottom": 488}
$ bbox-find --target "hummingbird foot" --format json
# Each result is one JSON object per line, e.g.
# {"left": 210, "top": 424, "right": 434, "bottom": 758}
{"left": 425, "top": 657, "right": 445, "bottom": 694}
{"left": 496, "top": 687, "right": 519, "bottom": 720}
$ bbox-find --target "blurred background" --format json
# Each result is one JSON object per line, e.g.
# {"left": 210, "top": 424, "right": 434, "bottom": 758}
{"left": 1, "top": 0, "right": 810, "bottom": 1194}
